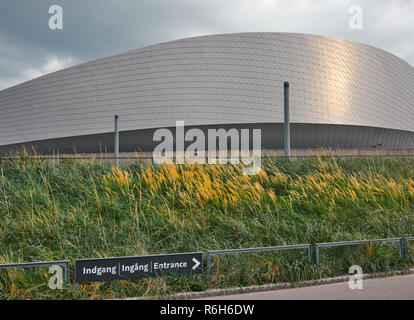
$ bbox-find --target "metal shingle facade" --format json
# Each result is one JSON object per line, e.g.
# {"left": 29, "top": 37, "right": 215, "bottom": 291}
{"left": 0, "top": 32, "right": 413, "bottom": 149}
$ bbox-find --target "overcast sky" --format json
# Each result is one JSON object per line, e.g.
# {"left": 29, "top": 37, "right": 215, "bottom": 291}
{"left": 0, "top": 0, "right": 413, "bottom": 90}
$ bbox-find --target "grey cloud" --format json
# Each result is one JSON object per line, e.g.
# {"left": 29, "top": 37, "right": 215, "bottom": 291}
{"left": 0, "top": 0, "right": 413, "bottom": 90}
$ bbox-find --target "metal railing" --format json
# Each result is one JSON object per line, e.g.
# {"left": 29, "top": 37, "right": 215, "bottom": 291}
{"left": 1, "top": 236, "right": 413, "bottom": 287}
{"left": 315, "top": 238, "right": 403, "bottom": 265}
{"left": 402, "top": 236, "right": 414, "bottom": 258}
{"left": 206, "top": 244, "right": 312, "bottom": 275}
{"left": 0, "top": 260, "right": 69, "bottom": 286}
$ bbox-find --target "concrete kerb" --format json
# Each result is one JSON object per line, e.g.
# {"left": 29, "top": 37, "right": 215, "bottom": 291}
{"left": 124, "top": 268, "right": 414, "bottom": 300}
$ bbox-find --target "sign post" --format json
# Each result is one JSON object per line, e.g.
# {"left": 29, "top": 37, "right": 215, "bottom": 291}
{"left": 75, "top": 252, "right": 203, "bottom": 286}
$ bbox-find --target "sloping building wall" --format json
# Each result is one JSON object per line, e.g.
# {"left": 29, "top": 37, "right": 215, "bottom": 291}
{"left": 0, "top": 32, "right": 413, "bottom": 153}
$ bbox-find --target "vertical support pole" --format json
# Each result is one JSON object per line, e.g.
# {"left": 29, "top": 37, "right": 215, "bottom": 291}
{"left": 207, "top": 253, "right": 212, "bottom": 276}
{"left": 308, "top": 245, "right": 313, "bottom": 263}
{"left": 399, "top": 239, "right": 403, "bottom": 258}
{"left": 284, "top": 82, "right": 291, "bottom": 158}
{"left": 64, "top": 262, "right": 69, "bottom": 287}
{"left": 114, "top": 115, "right": 119, "bottom": 167}
{"left": 402, "top": 237, "right": 409, "bottom": 259}
{"left": 315, "top": 245, "right": 319, "bottom": 265}
{"left": 74, "top": 264, "right": 79, "bottom": 290}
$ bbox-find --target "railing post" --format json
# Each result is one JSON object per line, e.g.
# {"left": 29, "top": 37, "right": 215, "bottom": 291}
{"left": 315, "top": 245, "right": 319, "bottom": 265}
{"left": 64, "top": 261, "right": 69, "bottom": 286}
{"left": 399, "top": 239, "right": 403, "bottom": 258}
{"left": 308, "top": 244, "right": 313, "bottom": 263}
{"left": 206, "top": 253, "right": 211, "bottom": 276}
{"left": 402, "top": 237, "right": 409, "bottom": 259}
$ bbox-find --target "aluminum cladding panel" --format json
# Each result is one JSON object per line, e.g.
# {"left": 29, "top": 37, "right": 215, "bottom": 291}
{"left": 0, "top": 32, "right": 414, "bottom": 146}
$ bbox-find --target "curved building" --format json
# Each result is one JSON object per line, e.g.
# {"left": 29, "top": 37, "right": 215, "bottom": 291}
{"left": 0, "top": 32, "right": 414, "bottom": 154}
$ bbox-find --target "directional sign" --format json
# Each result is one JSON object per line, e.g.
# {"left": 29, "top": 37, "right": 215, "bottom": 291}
{"left": 75, "top": 252, "right": 203, "bottom": 284}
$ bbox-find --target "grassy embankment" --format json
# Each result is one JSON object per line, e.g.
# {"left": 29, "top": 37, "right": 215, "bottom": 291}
{"left": 0, "top": 155, "right": 414, "bottom": 299}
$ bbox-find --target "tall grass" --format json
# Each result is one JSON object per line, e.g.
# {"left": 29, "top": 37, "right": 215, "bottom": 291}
{"left": 0, "top": 156, "right": 414, "bottom": 299}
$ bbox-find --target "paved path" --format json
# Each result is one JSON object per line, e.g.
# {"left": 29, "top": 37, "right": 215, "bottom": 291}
{"left": 200, "top": 274, "right": 414, "bottom": 300}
